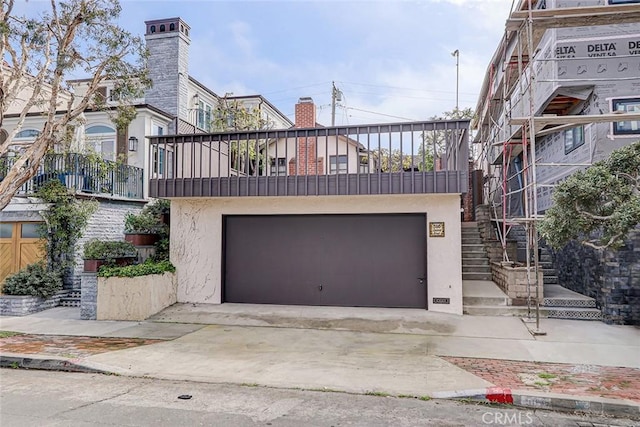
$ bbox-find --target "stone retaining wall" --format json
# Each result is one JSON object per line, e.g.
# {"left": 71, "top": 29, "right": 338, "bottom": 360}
{"left": 71, "top": 199, "right": 145, "bottom": 289}
{"left": 549, "top": 228, "right": 640, "bottom": 325}
{"left": 491, "top": 262, "right": 544, "bottom": 305}
{"left": 0, "top": 291, "right": 65, "bottom": 316}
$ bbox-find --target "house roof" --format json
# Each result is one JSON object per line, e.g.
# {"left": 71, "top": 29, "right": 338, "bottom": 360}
{"left": 226, "top": 94, "right": 293, "bottom": 127}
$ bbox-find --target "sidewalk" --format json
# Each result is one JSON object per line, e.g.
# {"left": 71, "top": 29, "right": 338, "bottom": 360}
{"left": 1, "top": 305, "right": 639, "bottom": 418}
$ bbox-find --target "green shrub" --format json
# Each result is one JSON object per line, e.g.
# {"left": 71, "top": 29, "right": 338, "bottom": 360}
{"left": 3, "top": 262, "right": 63, "bottom": 298}
{"left": 144, "top": 199, "right": 170, "bottom": 218}
{"left": 98, "top": 259, "right": 175, "bottom": 278}
{"left": 83, "top": 239, "right": 137, "bottom": 260}
{"left": 124, "top": 211, "right": 164, "bottom": 234}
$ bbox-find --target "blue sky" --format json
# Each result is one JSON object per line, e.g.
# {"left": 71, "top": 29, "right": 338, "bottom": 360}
{"left": 16, "top": 0, "right": 514, "bottom": 125}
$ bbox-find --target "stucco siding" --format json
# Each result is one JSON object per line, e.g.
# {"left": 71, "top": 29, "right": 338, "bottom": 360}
{"left": 171, "top": 194, "right": 463, "bottom": 314}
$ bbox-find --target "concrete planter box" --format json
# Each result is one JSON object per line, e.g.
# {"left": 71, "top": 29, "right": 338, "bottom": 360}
{"left": 96, "top": 272, "right": 176, "bottom": 321}
{"left": 0, "top": 292, "right": 65, "bottom": 316}
{"left": 491, "top": 262, "right": 544, "bottom": 305}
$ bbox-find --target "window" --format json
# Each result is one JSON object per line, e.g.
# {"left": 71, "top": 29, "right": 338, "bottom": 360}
{"left": 0, "top": 223, "right": 12, "bottom": 238}
{"left": 197, "top": 101, "right": 212, "bottom": 132}
{"left": 15, "top": 129, "right": 40, "bottom": 139}
{"left": 160, "top": 24, "right": 165, "bottom": 32}
{"left": 85, "top": 125, "right": 116, "bottom": 161}
{"left": 564, "top": 126, "right": 585, "bottom": 154}
{"left": 21, "top": 223, "right": 40, "bottom": 238}
{"left": 86, "top": 125, "right": 116, "bottom": 134}
{"left": 608, "top": 0, "right": 640, "bottom": 4}
{"left": 612, "top": 98, "right": 640, "bottom": 135}
{"left": 359, "top": 155, "right": 369, "bottom": 174}
{"left": 330, "top": 155, "right": 348, "bottom": 174}
{"left": 150, "top": 25, "right": 156, "bottom": 33}
{"left": 270, "top": 157, "right": 286, "bottom": 175}
{"left": 153, "top": 147, "right": 165, "bottom": 174}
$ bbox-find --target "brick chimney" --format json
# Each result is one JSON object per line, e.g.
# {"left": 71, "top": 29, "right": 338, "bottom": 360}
{"left": 291, "top": 97, "right": 323, "bottom": 175}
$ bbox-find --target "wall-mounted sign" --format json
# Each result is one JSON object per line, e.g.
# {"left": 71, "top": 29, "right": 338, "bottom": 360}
{"left": 429, "top": 222, "right": 445, "bottom": 237}
{"left": 433, "top": 297, "right": 450, "bottom": 304}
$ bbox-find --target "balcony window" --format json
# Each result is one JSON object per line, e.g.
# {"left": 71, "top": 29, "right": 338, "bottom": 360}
{"left": 85, "top": 125, "right": 116, "bottom": 161}
{"left": 564, "top": 126, "right": 585, "bottom": 154}
{"left": 270, "top": 157, "right": 286, "bottom": 175}
{"left": 197, "top": 101, "right": 212, "bottom": 132}
{"left": 330, "top": 155, "right": 348, "bottom": 174}
{"left": 612, "top": 98, "right": 640, "bottom": 135}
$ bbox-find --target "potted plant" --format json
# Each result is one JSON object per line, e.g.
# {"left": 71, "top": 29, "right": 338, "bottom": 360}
{"left": 123, "top": 211, "right": 163, "bottom": 246}
{"left": 83, "top": 239, "right": 137, "bottom": 272}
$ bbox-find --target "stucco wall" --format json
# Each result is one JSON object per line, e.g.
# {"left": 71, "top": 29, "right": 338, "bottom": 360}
{"left": 171, "top": 194, "right": 463, "bottom": 315}
{"left": 96, "top": 272, "right": 177, "bottom": 321}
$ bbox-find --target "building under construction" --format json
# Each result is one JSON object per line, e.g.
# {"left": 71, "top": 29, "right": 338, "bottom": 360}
{"left": 471, "top": 0, "right": 640, "bottom": 323}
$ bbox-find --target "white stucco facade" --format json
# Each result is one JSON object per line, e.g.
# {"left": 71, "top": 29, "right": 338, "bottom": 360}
{"left": 170, "top": 194, "right": 463, "bottom": 315}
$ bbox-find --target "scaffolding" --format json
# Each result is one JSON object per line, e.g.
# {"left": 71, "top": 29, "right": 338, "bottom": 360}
{"left": 473, "top": 0, "right": 640, "bottom": 332}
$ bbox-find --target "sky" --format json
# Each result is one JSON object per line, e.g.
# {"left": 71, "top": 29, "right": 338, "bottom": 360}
{"left": 14, "top": 0, "right": 516, "bottom": 126}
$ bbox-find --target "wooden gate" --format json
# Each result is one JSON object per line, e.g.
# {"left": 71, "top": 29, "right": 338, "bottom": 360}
{"left": 0, "top": 222, "right": 45, "bottom": 290}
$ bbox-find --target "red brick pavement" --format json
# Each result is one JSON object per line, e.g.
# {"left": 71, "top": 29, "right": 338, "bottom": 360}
{"left": 443, "top": 356, "right": 640, "bottom": 403}
{"left": 0, "top": 333, "right": 163, "bottom": 359}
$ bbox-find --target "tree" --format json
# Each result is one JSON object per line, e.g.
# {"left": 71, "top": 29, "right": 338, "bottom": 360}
{"left": 418, "top": 107, "right": 474, "bottom": 171}
{"left": 0, "top": 0, "right": 149, "bottom": 210}
{"left": 539, "top": 141, "right": 640, "bottom": 250}
{"left": 211, "top": 97, "right": 273, "bottom": 175}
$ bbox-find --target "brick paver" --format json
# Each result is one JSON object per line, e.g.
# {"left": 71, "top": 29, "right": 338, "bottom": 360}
{"left": 443, "top": 356, "right": 640, "bottom": 403}
{"left": 0, "top": 333, "right": 163, "bottom": 359}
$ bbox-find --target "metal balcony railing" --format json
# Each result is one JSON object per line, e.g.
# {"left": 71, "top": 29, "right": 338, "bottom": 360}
{"left": 149, "top": 119, "right": 470, "bottom": 198}
{"left": 0, "top": 153, "right": 144, "bottom": 199}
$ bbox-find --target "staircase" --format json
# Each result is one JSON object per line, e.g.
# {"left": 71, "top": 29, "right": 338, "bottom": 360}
{"left": 462, "top": 222, "right": 602, "bottom": 320}
{"left": 461, "top": 222, "right": 492, "bottom": 281}
{"left": 542, "top": 285, "right": 602, "bottom": 320}
{"left": 58, "top": 289, "right": 81, "bottom": 307}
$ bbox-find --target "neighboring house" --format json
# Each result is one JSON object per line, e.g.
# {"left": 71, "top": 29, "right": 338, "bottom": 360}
{"left": 471, "top": 0, "right": 640, "bottom": 322}
{"left": 0, "top": 16, "right": 290, "bottom": 287}
{"left": 474, "top": 0, "right": 640, "bottom": 216}
{"left": 265, "top": 98, "right": 372, "bottom": 176}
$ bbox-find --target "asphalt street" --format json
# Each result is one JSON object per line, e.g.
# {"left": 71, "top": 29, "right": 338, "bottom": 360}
{"left": 0, "top": 369, "right": 637, "bottom": 427}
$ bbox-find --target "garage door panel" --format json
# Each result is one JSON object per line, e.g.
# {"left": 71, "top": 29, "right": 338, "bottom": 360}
{"left": 224, "top": 214, "right": 426, "bottom": 308}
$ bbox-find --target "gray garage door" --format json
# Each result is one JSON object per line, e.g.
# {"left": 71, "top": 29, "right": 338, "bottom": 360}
{"left": 224, "top": 214, "right": 427, "bottom": 308}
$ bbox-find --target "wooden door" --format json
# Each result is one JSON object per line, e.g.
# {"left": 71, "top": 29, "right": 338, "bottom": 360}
{"left": 0, "top": 222, "right": 45, "bottom": 290}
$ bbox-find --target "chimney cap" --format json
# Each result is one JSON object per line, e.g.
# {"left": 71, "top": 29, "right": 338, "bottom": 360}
{"left": 298, "top": 97, "right": 314, "bottom": 104}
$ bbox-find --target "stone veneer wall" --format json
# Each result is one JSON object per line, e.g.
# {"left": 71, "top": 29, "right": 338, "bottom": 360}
{"left": 80, "top": 272, "right": 98, "bottom": 320}
{"left": 491, "top": 262, "right": 544, "bottom": 305}
{"left": 475, "top": 205, "right": 517, "bottom": 263}
{"left": 549, "top": 228, "right": 640, "bottom": 325}
{"left": 0, "top": 291, "right": 65, "bottom": 316}
{"left": 71, "top": 199, "right": 145, "bottom": 289}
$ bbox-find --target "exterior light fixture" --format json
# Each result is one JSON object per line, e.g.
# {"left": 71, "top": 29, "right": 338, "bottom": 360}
{"left": 128, "top": 136, "right": 139, "bottom": 151}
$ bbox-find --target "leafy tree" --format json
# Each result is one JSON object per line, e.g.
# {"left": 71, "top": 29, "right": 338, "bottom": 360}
{"left": 369, "top": 148, "right": 413, "bottom": 172}
{"left": 211, "top": 97, "right": 273, "bottom": 175}
{"left": 0, "top": 0, "right": 149, "bottom": 210}
{"left": 418, "top": 107, "right": 474, "bottom": 171}
{"left": 539, "top": 141, "right": 640, "bottom": 250}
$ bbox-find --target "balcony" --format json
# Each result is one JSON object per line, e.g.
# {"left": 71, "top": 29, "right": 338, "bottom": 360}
{"left": 149, "top": 119, "right": 470, "bottom": 198}
{"left": 0, "top": 153, "right": 144, "bottom": 199}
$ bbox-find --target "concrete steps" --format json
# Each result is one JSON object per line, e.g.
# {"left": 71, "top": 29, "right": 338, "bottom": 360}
{"left": 59, "top": 290, "right": 81, "bottom": 308}
{"left": 542, "top": 285, "right": 601, "bottom": 321}
{"left": 461, "top": 222, "right": 492, "bottom": 281}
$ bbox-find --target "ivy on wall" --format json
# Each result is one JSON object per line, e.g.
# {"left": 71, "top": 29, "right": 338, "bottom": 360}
{"left": 36, "top": 180, "right": 98, "bottom": 279}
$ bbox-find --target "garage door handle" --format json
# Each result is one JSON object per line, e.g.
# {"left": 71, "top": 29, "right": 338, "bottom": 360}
{"left": 417, "top": 278, "right": 425, "bottom": 285}
{"left": 318, "top": 285, "right": 323, "bottom": 291}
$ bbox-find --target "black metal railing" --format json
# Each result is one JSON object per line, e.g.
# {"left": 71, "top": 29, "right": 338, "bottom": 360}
{"left": 0, "top": 153, "right": 144, "bottom": 199}
{"left": 149, "top": 119, "right": 470, "bottom": 198}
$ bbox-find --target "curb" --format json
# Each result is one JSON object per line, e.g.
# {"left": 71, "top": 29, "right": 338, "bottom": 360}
{"left": 0, "top": 354, "right": 109, "bottom": 374}
{"left": 432, "top": 387, "right": 640, "bottom": 419}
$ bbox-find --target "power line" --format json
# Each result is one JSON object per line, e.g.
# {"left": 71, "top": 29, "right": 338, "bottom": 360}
{"left": 337, "top": 80, "right": 477, "bottom": 96}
